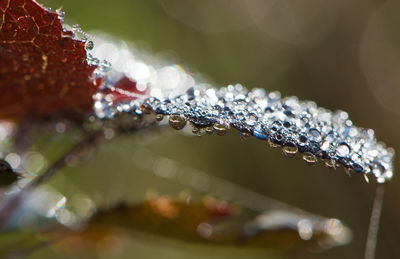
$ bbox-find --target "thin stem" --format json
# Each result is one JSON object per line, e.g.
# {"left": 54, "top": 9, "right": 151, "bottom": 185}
{"left": 0, "top": 131, "right": 103, "bottom": 229}
{"left": 364, "top": 184, "right": 385, "bottom": 259}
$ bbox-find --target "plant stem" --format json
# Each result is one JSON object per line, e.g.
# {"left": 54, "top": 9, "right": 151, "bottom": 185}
{"left": 0, "top": 131, "right": 103, "bottom": 229}
{"left": 364, "top": 184, "right": 385, "bottom": 259}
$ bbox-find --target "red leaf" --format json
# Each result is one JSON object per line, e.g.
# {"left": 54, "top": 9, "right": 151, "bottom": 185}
{"left": 102, "top": 75, "right": 148, "bottom": 105}
{"left": 0, "top": 0, "right": 100, "bottom": 120}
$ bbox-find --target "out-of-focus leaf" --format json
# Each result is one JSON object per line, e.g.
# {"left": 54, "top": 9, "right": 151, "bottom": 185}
{"left": 42, "top": 195, "right": 350, "bottom": 256}
{"left": 56, "top": 196, "right": 239, "bottom": 244}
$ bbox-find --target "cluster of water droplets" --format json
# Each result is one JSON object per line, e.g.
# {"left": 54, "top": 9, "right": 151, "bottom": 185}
{"left": 55, "top": 9, "right": 103, "bottom": 76}
{"left": 88, "top": 37, "right": 394, "bottom": 183}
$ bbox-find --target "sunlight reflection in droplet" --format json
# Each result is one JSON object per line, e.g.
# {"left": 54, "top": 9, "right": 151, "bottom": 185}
{"left": 197, "top": 222, "right": 213, "bottom": 239}
{"left": 47, "top": 196, "right": 66, "bottom": 218}
{"left": 321, "top": 218, "right": 353, "bottom": 247}
{"left": 297, "top": 219, "right": 313, "bottom": 240}
{"left": 5, "top": 153, "right": 21, "bottom": 169}
{"left": 126, "top": 61, "right": 151, "bottom": 82}
{"left": 151, "top": 66, "right": 182, "bottom": 93}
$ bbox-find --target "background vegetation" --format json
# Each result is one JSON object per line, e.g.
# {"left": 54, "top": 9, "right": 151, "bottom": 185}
{"left": 6, "top": 0, "right": 400, "bottom": 258}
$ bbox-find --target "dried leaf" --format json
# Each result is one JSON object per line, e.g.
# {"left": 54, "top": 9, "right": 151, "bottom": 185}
{"left": 0, "top": 0, "right": 100, "bottom": 120}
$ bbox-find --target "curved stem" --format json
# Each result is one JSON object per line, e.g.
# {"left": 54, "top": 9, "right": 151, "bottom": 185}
{"left": 364, "top": 184, "right": 385, "bottom": 259}
{"left": 0, "top": 131, "right": 103, "bottom": 229}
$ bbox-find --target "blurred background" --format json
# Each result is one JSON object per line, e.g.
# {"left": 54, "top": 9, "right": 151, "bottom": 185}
{"left": 3, "top": 0, "right": 400, "bottom": 258}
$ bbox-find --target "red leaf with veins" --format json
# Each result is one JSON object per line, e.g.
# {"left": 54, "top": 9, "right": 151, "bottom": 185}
{"left": 102, "top": 76, "right": 148, "bottom": 105}
{"left": 0, "top": 0, "right": 100, "bottom": 120}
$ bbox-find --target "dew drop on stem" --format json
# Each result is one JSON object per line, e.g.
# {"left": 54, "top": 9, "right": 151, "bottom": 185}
{"left": 325, "top": 159, "right": 337, "bottom": 170}
{"left": 85, "top": 40, "right": 94, "bottom": 50}
{"left": 205, "top": 126, "right": 214, "bottom": 135}
{"left": 282, "top": 143, "right": 298, "bottom": 158}
{"left": 213, "top": 123, "right": 229, "bottom": 136}
{"left": 302, "top": 152, "right": 317, "bottom": 165}
{"left": 155, "top": 114, "right": 164, "bottom": 122}
{"left": 268, "top": 140, "right": 281, "bottom": 148}
{"left": 169, "top": 115, "right": 187, "bottom": 130}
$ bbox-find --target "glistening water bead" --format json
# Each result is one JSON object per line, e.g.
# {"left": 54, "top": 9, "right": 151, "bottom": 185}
{"left": 337, "top": 143, "right": 351, "bottom": 157}
{"left": 85, "top": 41, "right": 94, "bottom": 50}
{"left": 303, "top": 153, "right": 318, "bottom": 165}
{"left": 307, "top": 128, "right": 322, "bottom": 142}
{"left": 213, "top": 123, "right": 229, "bottom": 136}
{"left": 268, "top": 140, "right": 281, "bottom": 148}
{"left": 246, "top": 113, "right": 258, "bottom": 126}
{"left": 205, "top": 127, "right": 214, "bottom": 135}
{"left": 168, "top": 115, "right": 187, "bottom": 130}
{"left": 325, "top": 159, "right": 338, "bottom": 170}
{"left": 92, "top": 39, "right": 395, "bottom": 183}
{"left": 282, "top": 143, "right": 298, "bottom": 158}
{"left": 192, "top": 127, "right": 200, "bottom": 135}
{"left": 155, "top": 114, "right": 164, "bottom": 122}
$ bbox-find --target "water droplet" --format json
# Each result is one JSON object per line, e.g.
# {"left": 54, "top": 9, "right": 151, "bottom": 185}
{"left": 297, "top": 219, "right": 313, "bottom": 240}
{"left": 90, "top": 58, "right": 100, "bottom": 66}
{"left": 270, "top": 121, "right": 282, "bottom": 132}
{"left": 298, "top": 135, "right": 307, "bottom": 145}
{"left": 363, "top": 174, "right": 370, "bottom": 183}
{"left": 192, "top": 127, "right": 200, "bottom": 135}
{"left": 155, "top": 114, "right": 164, "bottom": 122}
{"left": 141, "top": 104, "right": 153, "bottom": 114}
{"left": 302, "top": 153, "right": 317, "bottom": 165}
{"left": 307, "top": 128, "right": 322, "bottom": 142}
{"left": 205, "top": 126, "right": 214, "bottom": 135}
{"left": 283, "top": 121, "right": 291, "bottom": 128}
{"left": 377, "top": 177, "right": 385, "bottom": 183}
{"left": 282, "top": 143, "right": 298, "bottom": 158}
{"left": 240, "top": 130, "right": 251, "bottom": 140}
{"left": 268, "top": 140, "right": 281, "bottom": 148}
{"left": 213, "top": 123, "right": 229, "bottom": 136}
{"left": 324, "top": 159, "right": 337, "bottom": 170}
{"left": 245, "top": 113, "right": 258, "bottom": 126}
{"left": 56, "top": 8, "right": 65, "bottom": 19}
{"left": 337, "top": 143, "right": 350, "bottom": 157}
{"left": 169, "top": 115, "right": 187, "bottom": 130}
{"left": 353, "top": 163, "right": 363, "bottom": 173}
{"left": 321, "top": 141, "right": 330, "bottom": 151}
{"left": 85, "top": 40, "right": 94, "bottom": 50}
{"left": 372, "top": 165, "right": 383, "bottom": 177}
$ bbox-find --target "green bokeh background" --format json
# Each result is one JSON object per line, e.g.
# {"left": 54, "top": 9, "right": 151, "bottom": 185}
{"left": 9, "top": 0, "right": 400, "bottom": 258}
